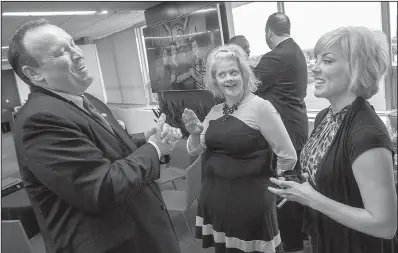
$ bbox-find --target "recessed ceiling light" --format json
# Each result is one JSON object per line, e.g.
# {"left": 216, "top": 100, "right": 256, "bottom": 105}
{"left": 2, "top": 46, "right": 9, "bottom": 49}
{"left": 2, "top": 11, "right": 108, "bottom": 16}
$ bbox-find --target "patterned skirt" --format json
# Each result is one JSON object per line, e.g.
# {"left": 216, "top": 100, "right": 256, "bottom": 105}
{"left": 195, "top": 177, "right": 284, "bottom": 253}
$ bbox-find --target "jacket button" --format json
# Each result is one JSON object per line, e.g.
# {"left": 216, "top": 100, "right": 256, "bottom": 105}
{"left": 160, "top": 205, "right": 166, "bottom": 210}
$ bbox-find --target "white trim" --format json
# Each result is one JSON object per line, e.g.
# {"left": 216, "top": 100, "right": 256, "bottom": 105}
{"left": 196, "top": 216, "right": 281, "bottom": 253}
{"left": 216, "top": 4, "right": 225, "bottom": 46}
{"left": 92, "top": 43, "right": 107, "bottom": 104}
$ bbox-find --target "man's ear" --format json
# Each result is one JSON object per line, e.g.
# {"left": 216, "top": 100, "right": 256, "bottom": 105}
{"left": 21, "top": 65, "right": 44, "bottom": 82}
{"left": 267, "top": 29, "right": 274, "bottom": 38}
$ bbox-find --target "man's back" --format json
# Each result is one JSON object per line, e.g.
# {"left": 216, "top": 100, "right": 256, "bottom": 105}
{"left": 254, "top": 38, "right": 308, "bottom": 150}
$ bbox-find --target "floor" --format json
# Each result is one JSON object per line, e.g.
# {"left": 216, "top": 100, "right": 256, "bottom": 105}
{"left": 1, "top": 132, "right": 312, "bottom": 253}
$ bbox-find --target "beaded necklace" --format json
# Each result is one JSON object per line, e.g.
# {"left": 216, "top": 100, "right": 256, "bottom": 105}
{"left": 221, "top": 90, "right": 246, "bottom": 120}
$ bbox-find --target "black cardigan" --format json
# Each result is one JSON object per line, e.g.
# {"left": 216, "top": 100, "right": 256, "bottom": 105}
{"left": 309, "top": 97, "right": 396, "bottom": 253}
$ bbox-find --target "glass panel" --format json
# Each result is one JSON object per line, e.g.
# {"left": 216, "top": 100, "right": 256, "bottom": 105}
{"left": 391, "top": 1, "right": 397, "bottom": 65}
{"left": 232, "top": 2, "right": 278, "bottom": 65}
{"left": 390, "top": 2, "right": 397, "bottom": 111}
{"left": 284, "top": 2, "right": 384, "bottom": 111}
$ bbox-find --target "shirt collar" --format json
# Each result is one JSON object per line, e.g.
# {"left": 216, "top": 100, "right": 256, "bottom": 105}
{"left": 275, "top": 37, "right": 291, "bottom": 48}
{"left": 327, "top": 104, "right": 351, "bottom": 122}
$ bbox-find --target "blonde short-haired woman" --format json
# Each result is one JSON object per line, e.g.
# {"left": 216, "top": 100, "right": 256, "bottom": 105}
{"left": 269, "top": 26, "right": 397, "bottom": 253}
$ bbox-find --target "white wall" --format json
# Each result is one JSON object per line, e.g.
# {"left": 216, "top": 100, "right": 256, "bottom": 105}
{"left": 96, "top": 26, "right": 146, "bottom": 105}
{"left": 14, "top": 72, "right": 30, "bottom": 105}
{"left": 109, "top": 105, "right": 156, "bottom": 134}
{"left": 95, "top": 38, "right": 123, "bottom": 103}
{"left": 80, "top": 44, "right": 107, "bottom": 103}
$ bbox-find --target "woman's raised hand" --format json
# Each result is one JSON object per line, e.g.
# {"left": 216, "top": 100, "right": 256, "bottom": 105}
{"left": 182, "top": 108, "right": 203, "bottom": 136}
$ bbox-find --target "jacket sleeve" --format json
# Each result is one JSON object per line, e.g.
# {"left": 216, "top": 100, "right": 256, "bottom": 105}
{"left": 253, "top": 54, "right": 283, "bottom": 96}
{"left": 130, "top": 132, "right": 147, "bottom": 148}
{"left": 21, "top": 112, "right": 160, "bottom": 214}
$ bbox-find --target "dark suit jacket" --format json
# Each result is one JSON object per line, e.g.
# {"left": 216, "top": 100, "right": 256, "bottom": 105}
{"left": 13, "top": 86, "right": 181, "bottom": 253}
{"left": 254, "top": 38, "right": 308, "bottom": 150}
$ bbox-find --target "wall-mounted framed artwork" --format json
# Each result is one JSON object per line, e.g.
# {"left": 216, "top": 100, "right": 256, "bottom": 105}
{"left": 143, "top": 4, "right": 224, "bottom": 92}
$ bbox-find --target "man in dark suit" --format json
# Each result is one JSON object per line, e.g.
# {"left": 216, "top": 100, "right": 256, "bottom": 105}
{"left": 254, "top": 13, "right": 309, "bottom": 252}
{"left": 8, "top": 19, "right": 183, "bottom": 253}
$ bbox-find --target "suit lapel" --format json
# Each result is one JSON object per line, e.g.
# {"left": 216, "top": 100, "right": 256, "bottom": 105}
{"left": 103, "top": 115, "right": 136, "bottom": 151}
{"left": 82, "top": 96, "right": 135, "bottom": 152}
{"left": 31, "top": 87, "right": 166, "bottom": 204}
{"left": 32, "top": 87, "right": 134, "bottom": 152}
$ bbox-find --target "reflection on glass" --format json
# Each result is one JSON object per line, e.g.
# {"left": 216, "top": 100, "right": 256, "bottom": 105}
{"left": 390, "top": 1, "right": 397, "bottom": 66}
{"left": 143, "top": 6, "right": 223, "bottom": 92}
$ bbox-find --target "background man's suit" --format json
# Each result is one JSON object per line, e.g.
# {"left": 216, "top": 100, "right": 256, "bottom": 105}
{"left": 254, "top": 38, "right": 309, "bottom": 251}
{"left": 254, "top": 38, "right": 308, "bottom": 151}
{"left": 13, "top": 86, "right": 181, "bottom": 253}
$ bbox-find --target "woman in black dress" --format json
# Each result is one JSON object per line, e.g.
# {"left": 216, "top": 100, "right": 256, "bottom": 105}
{"left": 268, "top": 27, "right": 397, "bottom": 253}
{"left": 182, "top": 44, "right": 297, "bottom": 253}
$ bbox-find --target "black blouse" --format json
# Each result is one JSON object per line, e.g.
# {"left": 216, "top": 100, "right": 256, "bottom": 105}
{"left": 301, "top": 97, "right": 396, "bottom": 253}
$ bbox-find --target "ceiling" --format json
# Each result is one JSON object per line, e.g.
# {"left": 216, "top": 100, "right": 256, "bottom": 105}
{"left": 1, "top": 1, "right": 161, "bottom": 64}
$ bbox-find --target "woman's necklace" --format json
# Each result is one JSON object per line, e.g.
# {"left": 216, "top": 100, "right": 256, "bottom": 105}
{"left": 221, "top": 91, "right": 246, "bottom": 121}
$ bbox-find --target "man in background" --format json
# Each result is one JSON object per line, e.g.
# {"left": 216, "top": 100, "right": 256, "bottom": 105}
{"left": 9, "top": 19, "right": 182, "bottom": 253}
{"left": 254, "top": 12, "right": 309, "bottom": 253}
{"left": 228, "top": 35, "right": 251, "bottom": 57}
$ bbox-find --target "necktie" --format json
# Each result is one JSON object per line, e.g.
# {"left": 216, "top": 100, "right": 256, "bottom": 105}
{"left": 81, "top": 95, "right": 114, "bottom": 134}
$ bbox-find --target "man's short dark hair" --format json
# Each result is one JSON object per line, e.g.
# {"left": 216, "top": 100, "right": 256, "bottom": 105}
{"left": 228, "top": 35, "right": 247, "bottom": 44}
{"left": 265, "top": 12, "right": 290, "bottom": 36}
{"left": 7, "top": 19, "right": 50, "bottom": 86}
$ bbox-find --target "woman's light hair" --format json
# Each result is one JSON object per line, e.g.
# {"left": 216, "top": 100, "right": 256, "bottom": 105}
{"left": 204, "top": 44, "right": 261, "bottom": 98}
{"left": 314, "top": 26, "right": 390, "bottom": 100}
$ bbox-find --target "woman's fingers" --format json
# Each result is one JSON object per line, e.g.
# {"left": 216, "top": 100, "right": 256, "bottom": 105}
{"left": 267, "top": 186, "right": 285, "bottom": 196}
{"left": 270, "top": 177, "right": 297, "bottom": 188}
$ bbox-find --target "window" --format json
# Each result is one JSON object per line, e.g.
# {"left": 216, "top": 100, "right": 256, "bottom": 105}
{"left": 284, "top": 2, "right": 384, "bottom": 111}
{"left": 135, "top": 24, "right": 158, "bottom": 105}
{"left": 391, "top": 1, "right": 397, "bottom": 66}
{"left": 232, "top": 2, "right": 278, "bottom": 64}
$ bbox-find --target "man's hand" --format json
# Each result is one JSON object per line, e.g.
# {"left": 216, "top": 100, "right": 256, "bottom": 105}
{"left": 159, "top": 123, "right": 183, "bottom": 144}
{"left": 145, "top": 127, "right": 157, "bottom": 141}
{"left": 182, "top": 108, "right": 203, "bottom": 136}
{"left": 147, "top": 113, "right": 182, "bottom": 156}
